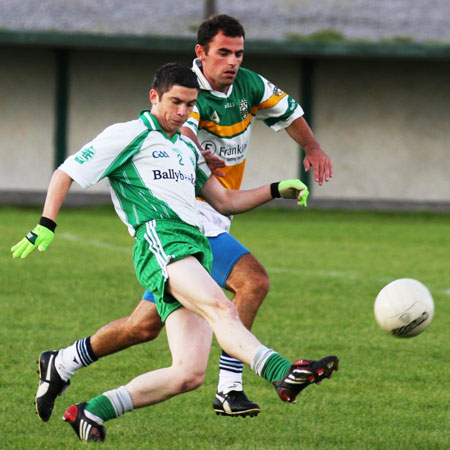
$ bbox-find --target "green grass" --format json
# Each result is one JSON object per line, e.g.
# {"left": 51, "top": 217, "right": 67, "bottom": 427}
{"left": 1, "top": 206, "right": 449, "bottom": 449}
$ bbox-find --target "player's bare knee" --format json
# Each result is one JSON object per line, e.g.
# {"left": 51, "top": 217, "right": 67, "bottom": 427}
{"left": 126, "top": 315, "right": 163, "bottom": 343}
{"left": 247, "top": 270, "right": 270, "bottom": 299}
{"left": 214, "top": 296, "right": 240, "bottom": 321}
{"left": 228, "top": 254, "right": 270, "bottom": 301}
{"left": 174, "top": 369, "right": 205, "bottom": 393}
{"left": 232, "top": 272, "right": 270, "bottom": 307}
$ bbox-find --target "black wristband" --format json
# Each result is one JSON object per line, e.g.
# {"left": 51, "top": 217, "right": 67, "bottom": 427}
{"left": 39, "top": 216, "right": 57, "bottom": 232}
{"left": 270, "top": 182, "right": 281, "bottom": 199}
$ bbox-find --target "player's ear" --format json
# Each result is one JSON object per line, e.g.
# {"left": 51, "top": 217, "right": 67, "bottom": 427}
{"left": 149, "top": 89, "right": 159, "bottom": 106}
{"left": 195, "top": 44, "right": 206, "bottom": 59}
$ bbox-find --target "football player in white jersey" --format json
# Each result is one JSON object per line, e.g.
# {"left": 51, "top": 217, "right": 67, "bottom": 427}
{"left": 27, "top": 14, "right": 334, "bottom": 421}
{"left": 12, "top": 62, "right": 338, "bottom": 442}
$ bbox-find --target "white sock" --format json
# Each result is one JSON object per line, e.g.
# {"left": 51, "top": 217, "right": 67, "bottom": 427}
{"left": 217, "top": 369, "right": 244, "bottom": 393}
{"left": 103, "top": 386, "right": 134, "bottom": 417}
{"left": 251, "top": 345, "right": 275, "bottom": 376}
{"left": 217, "top": 352, "right": 244, "bottom": 393}
{"left": 55, "top": 337, "right": 97, "bottom": 382}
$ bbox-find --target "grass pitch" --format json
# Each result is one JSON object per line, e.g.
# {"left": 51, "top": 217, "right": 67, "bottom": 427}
{"left": 1, "top": 206, "right": 449, "bottom": 449}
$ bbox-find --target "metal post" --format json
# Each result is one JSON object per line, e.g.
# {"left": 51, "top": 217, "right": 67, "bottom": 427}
{"left": 299, "top": 58, "right": 315, "bottom": 189}
{"left": 54, "top": 50, "right": 69, "bottom": 167}
{"left": 204, "top": 0, "right": 217, "bottom": 18}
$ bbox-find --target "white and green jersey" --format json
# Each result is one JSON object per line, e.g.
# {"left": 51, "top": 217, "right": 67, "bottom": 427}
{"left": 60, "top": 111, "right": 211, "bottom": 236}
{"left": 185, "top": 58, "right": 304, "bottom": 236}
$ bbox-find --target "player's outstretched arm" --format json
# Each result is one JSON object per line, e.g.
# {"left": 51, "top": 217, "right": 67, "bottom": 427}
{"left": 200, "top": 177, "right": 309, "bottom": 216}
{"left": 286, "top": 117, "right": 332, "bottom": 186}
{"left": 11, "top": 169, "right": 73, "bottom": 259}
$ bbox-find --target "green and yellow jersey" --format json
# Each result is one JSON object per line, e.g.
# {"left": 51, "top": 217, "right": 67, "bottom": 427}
{"left": 185, "top": 58, "right": 303, "bottom": 236}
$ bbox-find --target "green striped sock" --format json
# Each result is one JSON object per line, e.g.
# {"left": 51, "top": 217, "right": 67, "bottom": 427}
{"left": 261, "top": 353, "right": 292, "bottom": 383}
{"left": 85, "top": 395, "right": 117, "bottom": 422}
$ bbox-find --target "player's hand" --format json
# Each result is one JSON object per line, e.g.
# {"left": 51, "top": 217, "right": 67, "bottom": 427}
{"left": 277, "top": 179, "right": 309, "bottom": 206}
{"left": 11, "top": 222, "right": 55, "bottom": 259}
{"left": 202, "top": 149, "right": 226, "bottom": 178}
{"left": 303, "top": 148, "right": 332, "bottom": 186}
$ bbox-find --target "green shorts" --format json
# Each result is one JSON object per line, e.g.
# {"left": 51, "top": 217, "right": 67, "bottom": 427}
{"left": 133, "top": 219, "right": 212, "bottom": 322}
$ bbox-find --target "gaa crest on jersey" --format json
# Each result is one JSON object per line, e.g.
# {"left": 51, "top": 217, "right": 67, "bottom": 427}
{"left": 239, "top": 99, "right": 249, "bottom": 119}
{"left": 152, "top": 150, "right": 170, "bottom": 158}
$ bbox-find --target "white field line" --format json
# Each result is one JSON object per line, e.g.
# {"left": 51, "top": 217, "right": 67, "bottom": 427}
{"left": 59, "top": 232, "right": 131, "bottom": 254}
{"left": 268, "top": 268, "right": 450, "bottom": 298}
{"left": 59, "top": 232, "right": 450, "bottom": 297}
{"left": 268, "top": 267, "right": 395, "bottom": 284}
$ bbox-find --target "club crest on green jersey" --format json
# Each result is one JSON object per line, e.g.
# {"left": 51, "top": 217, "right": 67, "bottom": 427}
{"left": 239, "top": 99, "right": 249, "bottom": 119}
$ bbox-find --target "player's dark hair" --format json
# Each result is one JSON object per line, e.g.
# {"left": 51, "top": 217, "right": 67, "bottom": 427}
{"left": 152, "top": 62, "right": 199, "bottom": 97}
{"left": 197, "top": 14, "right": 245, "bottom": 49}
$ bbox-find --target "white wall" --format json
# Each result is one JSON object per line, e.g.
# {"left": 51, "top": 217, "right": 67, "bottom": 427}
{"left": 1, "top": 47, "right": 448, "bottom": 204}
{"left": 243, "top": 57, "right": 450, "bottom": 202}
{"left": 242, "top": 56, "right": 302, "bottom": 189}
{"left": 67, "top": 50, "right": 191, "bottom": 193}
{"left": 0, "top": 48, "right": 56, "bottom": 191}
{"left": 314, "top": 59, "right": 450, "bottom": 201}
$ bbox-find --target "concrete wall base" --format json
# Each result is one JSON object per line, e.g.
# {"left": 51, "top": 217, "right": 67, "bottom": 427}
{"left": 1, "top": 190, "right": 449, "bottom": 213}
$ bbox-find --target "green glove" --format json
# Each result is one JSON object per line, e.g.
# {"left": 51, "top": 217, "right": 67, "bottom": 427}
{"left": 11, "top": 218, "right": 56, "bottom": 259}
{"left": 271, "top": 179, "right": 309, "bottom": 207}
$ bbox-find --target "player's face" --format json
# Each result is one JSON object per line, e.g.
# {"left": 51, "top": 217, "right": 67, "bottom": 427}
{"left": 196, "top": 31, "right": 244, "bottom": 92}
{"left": 149, "top": 85, "right": 198, "bottom": 137}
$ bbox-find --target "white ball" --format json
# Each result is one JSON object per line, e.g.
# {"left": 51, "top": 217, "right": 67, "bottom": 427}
{"left": 374, "top": 278, "right": 434, "bottom": 338}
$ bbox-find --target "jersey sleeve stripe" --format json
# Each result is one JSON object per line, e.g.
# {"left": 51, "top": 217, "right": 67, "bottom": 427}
{"left": 189, "top": 111, "right": 200, "bottom": 122}
{"left": 100, "top": 130, "right": 150, "bottom": 180}
{"left": 257, "top": 92, "right": 288, "bottom": 110}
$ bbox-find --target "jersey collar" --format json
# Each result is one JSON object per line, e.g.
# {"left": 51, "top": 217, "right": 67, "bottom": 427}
{"left": 139, "top": 110, "right": 180, "bottom": 142}
{"left": 192, "top": 58, "right": 234, "bottom": 99}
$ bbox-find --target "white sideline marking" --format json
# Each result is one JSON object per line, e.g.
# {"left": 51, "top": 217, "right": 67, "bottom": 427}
{"left": 268, "top": 267, "right": 391, "bottom": 284}
{"left": 58, "top": 232, "right": 450, "bottom": 297}
{"left": 59, "top": 232, "right": 131, "bottom": 254}
{"left": 268, "top": 267, "right": 450, "bottom": 298}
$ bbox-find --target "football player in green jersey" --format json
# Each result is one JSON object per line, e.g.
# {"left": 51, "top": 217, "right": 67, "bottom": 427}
{"left": 29, "top": 14, "right": 334, "bottom": 421}
{"left": 12, "top": 62, "right": 338, "bottom": 442}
